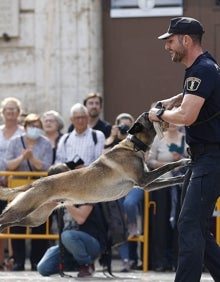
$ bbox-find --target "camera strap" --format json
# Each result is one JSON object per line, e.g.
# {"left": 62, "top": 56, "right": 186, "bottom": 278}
{"left": 64, "top": 130, "right": 97, "bottom": 145}
{"left": 20, "top": 136, "right": 33, "bottom": 171}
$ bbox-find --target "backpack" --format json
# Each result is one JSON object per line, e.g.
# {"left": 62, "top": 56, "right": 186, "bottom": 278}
{"left": 97, "top": 200, "right": 128, "bottom": 276}
{"left": 64, "top": 129, "right": 97, "bottom": 145}
{"left": 100, "top": 200, "right": 127, "bottom": 247}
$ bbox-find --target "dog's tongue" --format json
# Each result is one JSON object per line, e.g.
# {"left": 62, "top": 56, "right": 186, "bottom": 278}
{"left": 153, "top": 122, "right": 164, "bottom": 139}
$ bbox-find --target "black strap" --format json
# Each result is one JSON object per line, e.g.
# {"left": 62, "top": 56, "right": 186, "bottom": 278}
{"left": 127, "top": 135, "right": 149, "bottom": 152}
{"left": 93, "top": 204, "right": 114, "bottom": 277}
{"left": 64, "top": 133, "right": 70, "bottom": 144}
{"left": 20, "top": 136, "right": 33, "bottom": 171}
{"left": 91, "top": 130, "right": 97, "bottom": 145}
{"left": 57, "top": 208, "right": 72, "bottom": 278}
{"left": 57, "top": 208, "right": 64, "bottom": 276}
{"left": 64, "top": 130, "right": 97, "bottom": 145}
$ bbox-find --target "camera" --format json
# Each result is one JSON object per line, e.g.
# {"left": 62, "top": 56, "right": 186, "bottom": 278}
{"left": 65, "top": 154, "right": 84, "bottom": 170}
{"left": 118, "top": 124, "right": 130, "bottom": 135}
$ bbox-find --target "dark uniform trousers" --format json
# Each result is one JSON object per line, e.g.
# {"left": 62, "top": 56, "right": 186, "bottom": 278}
{"left": 175, "top": 149, "right": 220, "bottom": 282}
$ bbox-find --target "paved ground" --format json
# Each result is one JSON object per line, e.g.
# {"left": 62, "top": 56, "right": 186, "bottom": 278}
{"left": 0, "top": 270, "right": 213, "bottom": 282}
{"left": 0, "top": 260, "right": 213, "bottom": 282}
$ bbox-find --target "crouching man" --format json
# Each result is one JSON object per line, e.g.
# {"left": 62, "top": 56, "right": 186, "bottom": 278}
{"left": 37, "top": 164, "right": 106, "bottom": 278}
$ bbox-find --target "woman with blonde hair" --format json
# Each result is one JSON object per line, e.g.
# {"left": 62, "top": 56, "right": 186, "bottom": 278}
{"left": 0, "top": 97, "right": 24, "bottom": 270}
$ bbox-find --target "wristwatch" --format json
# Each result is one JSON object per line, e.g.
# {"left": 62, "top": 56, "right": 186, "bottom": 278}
{"left": 156, "top": 108, "right": 165, "bottom": 121}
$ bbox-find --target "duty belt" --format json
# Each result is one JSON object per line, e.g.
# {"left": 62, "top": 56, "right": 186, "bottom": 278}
{"left": 187, "top": 143, "right": 220, "bottom": 157}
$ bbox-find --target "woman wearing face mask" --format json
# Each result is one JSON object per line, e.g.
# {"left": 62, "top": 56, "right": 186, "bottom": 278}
{"left": 5, "top": 113, "right": 53, "bottom": 271}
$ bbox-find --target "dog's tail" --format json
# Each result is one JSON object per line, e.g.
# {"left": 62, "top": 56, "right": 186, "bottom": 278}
{"left": 0, "top": 184, "right": 30, "bottom": 201}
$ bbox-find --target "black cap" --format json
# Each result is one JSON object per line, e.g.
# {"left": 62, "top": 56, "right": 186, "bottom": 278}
{"left": 158, "top": 17, "right": 205, "bottom": 40}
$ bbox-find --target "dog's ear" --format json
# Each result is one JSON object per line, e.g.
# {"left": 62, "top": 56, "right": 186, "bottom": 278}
{"left": 128, "top": 123, "right": 144, "bottom": 135}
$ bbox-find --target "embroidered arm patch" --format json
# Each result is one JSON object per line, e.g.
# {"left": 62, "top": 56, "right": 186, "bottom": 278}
{"left": 185, "top": 77, "right": 201, "bottom": 91}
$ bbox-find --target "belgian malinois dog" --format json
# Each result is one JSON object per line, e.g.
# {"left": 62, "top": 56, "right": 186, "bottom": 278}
{"left": 0, "top": 112, "right": 189, "bottom": 231}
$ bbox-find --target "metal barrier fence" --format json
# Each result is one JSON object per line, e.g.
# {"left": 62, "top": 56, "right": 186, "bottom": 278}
{"left": 128, "top": 194, "right": 220, "bottom": 272}
{"left": 0, "top": 171, "right": 59, "bottom": 240}
{"left": 0, "top": 171, "right": 219, "bottom": 271}
{"left": 127, "top": 192, "right": 156, "bottom": 272}
{"left": 128, "top": 191, "right": 149, "bottom": 272}
{"left": 215, "top": 198, "right": 220, "bottom": 245}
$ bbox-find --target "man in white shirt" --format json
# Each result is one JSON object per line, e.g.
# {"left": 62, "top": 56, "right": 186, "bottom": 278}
{"left": 56, "top": 103, "right": 105, "bottom": 167}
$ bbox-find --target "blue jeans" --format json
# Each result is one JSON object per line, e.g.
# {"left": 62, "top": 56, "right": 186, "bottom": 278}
{"left": 175, "top": 151, "right": 220, "bottom": 282}
{"left": 119, "top": 187, "right": 144, "bottom": 225}
{"left": 37, "top": 229, "right": 101, "bottom": 276}
{"left": 118, "top": 188, "right": 144, "bottom": 261}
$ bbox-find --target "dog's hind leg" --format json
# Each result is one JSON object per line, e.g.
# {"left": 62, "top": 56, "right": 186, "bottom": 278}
{"left": 0, "top": 184, "right": 31, "bottom": 201}
{"left": 0, "top": 202, "right": 59, "bottom": 231}
{"left": 0, "top": 187, "right": 47, "bottom": 226}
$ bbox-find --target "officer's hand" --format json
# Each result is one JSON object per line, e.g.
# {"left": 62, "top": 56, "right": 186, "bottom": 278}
{"left": 148, "top": 108, "right": 161, "bottom": 122}
{"left": 159, "top": 98, "right": 175, "bottom": 110}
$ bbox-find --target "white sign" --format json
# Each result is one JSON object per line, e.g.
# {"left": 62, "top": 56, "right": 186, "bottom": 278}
{"left": 110, "top": 0, "right": 183, "bottom": 18}
{"left": 0, "top": 0, "right": 19, "bottom": 37}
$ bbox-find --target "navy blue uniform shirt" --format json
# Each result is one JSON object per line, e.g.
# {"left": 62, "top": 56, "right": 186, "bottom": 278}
{"left": 183, "top": 51, "right": 220, "bottom": 145}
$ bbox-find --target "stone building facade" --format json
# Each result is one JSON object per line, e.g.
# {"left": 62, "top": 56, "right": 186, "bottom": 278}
{"left": 0, "top": 0, "right": 103, "bottom": 126}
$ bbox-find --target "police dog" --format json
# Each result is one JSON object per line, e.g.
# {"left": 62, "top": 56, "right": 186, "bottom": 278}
{"left": 0, "top": 112, "right": 189, "bottom": 231}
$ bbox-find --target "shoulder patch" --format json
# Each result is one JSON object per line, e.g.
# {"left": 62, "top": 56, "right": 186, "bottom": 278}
{"left": 185, "top": 77, "right": 201, "bottom": 91}
{"left": 215, "top": 63, "right": 220, "bottom": 72}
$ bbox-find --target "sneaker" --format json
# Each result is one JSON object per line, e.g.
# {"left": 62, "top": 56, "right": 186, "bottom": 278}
{"left": 0, "top": 263, "right": 7, "bottom": 271}
{"left": 11, "top": 263, "right": 25, "bottom": 271}
{"left": 130, "top": 261, "right": 142, "bottom": 270}
{"left": 127, "top": 223, "right": 140, "bottom": 238}
{"left": 120, "top": 259, "right": 130, "bottom": 272}
{"left": 31, "top": 263, "right": 37, "bottom": 271}
{"left": 77, "top": 263, "right": 95, "bottom": 277}
{"left": 6, "top": 257, "right": 15, "bottom": 271}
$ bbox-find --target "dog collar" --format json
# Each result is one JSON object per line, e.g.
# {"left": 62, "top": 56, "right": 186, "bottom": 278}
{"left": 127, "top": 135, "right": 149, "bottom": 152}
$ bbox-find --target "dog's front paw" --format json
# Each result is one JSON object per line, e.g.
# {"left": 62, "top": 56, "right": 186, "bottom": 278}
{"left": 179, "top": 158, "right": 191, "bottom": 167}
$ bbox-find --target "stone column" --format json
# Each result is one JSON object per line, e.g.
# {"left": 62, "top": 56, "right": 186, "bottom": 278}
{"left": 0, "top": 0, "right": 103, "bottom": 127}
{"left": 35, "top": 0, "right": 103, "bottom": 124}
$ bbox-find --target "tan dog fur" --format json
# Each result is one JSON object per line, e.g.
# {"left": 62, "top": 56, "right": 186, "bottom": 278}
{"left": 0, "top": 112, "right": 189, "bottom": 231}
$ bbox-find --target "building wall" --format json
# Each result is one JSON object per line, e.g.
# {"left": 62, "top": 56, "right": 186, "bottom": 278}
{"left": 0, "top": 0, "right": 103, "bottom": 126}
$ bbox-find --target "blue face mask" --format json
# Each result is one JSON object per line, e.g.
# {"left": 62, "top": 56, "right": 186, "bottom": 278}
{"left": 26, "top": 127, "right": 43, "bottom": 140}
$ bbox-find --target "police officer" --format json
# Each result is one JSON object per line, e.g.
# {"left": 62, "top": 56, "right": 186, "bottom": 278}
{"left": 149, "top": 17, "right": 220, "bottom": 282}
